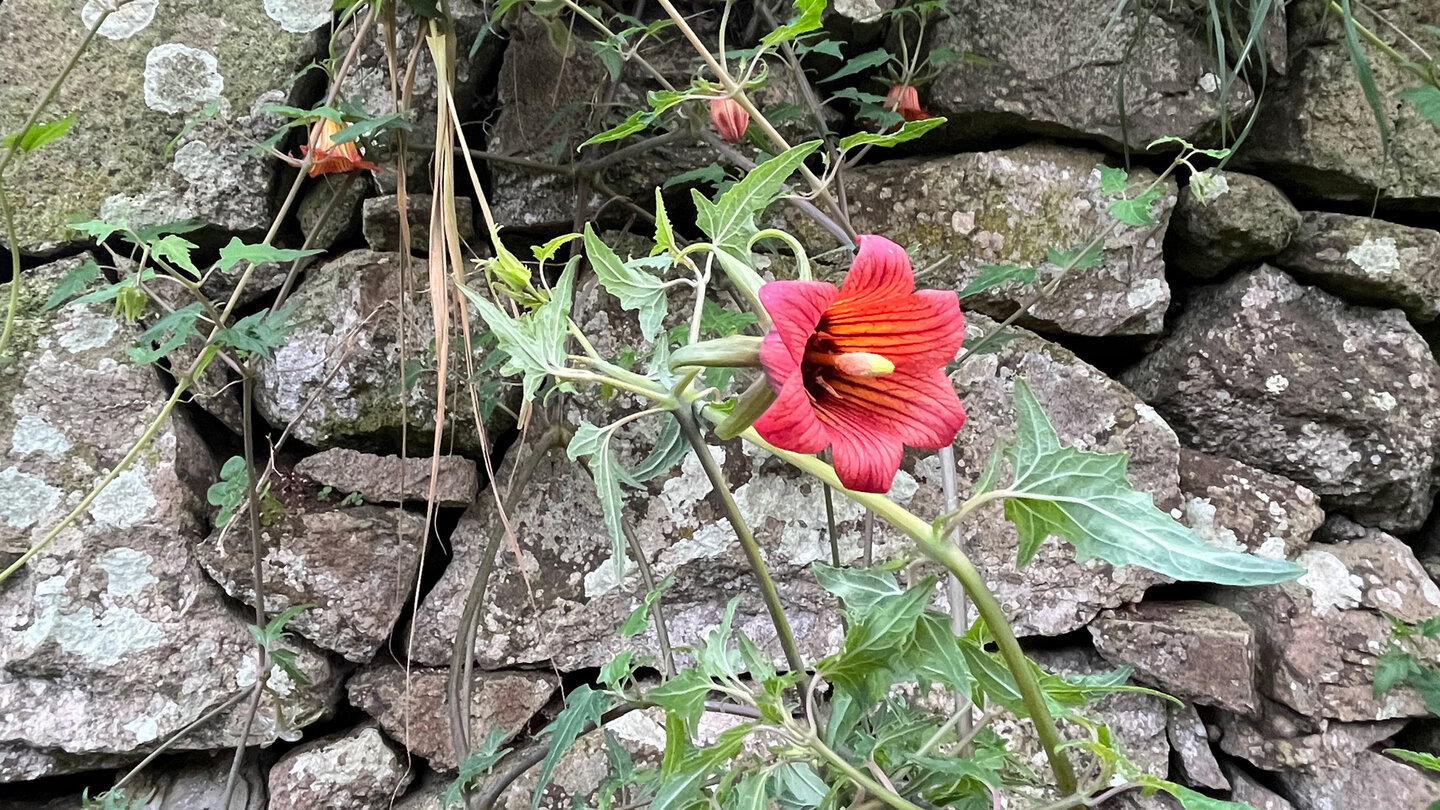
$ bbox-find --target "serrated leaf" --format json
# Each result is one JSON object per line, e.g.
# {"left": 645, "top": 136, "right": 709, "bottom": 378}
{"left": 663, "top": 162, "right": 727, "bottom": 189}
{"left": 653, "top": 187, "right": 676, "bottom": 256}
{"left": 1045, "top": 243, "right": 1103, "bottom": 271}
{"left": 584, "top": 224, "right": 668, "bottom": 340}
{"left": 1162, "top": 783, "right": 1259, "bottom": 810}
{"left": 647, "top": 669, "right": 713, "bottom": 732}
{"left": 216, "top": 237, "right": 324, "bottom": 274}
{"left": 568, "top": 420, "right": 634, "bottom": 579}
{"left": 958, "top": 638, "right": 1025, "bottom": 711}
{"left": 696, "top": 597, "right": 745, "bottom": 682}
{"left": 619, "top": 573, "right": 675, "bottom": 636}
{"left": 214, "top": 306, "right": 294, "bottom": 359}
{"left": 735, "top": 628, "right": 777, "bottom": 684}
{"left": 1374, "top": 645, "right": 1415, "bottom": 696}
{"left": 838, "top": 117, "right": 946, "bottom": 151}
{"left": 906, "top": 610, "right": 973, "bottom": 693}
{"left": 759, "top": 0, "right": 825, "bottom": 46}
{"left": 697, "top": 140, "right": 821, "bottom": 255}
{"left": 128, "top": 302, "right": 204, "bottom": 364}
{"left": 598, "top": 650, "right": 637, "bottom": 689}
{"left": 651, "top": 725, "right": 751, "bottom": 810}
{"left": 150, "top": 233, "right": 200, "bottom": 278}
{"left": 3, "top": 113, "right": 76, "bottom": 153}
{"left": 1001, "top": 379, "right": 1305, "bottom": 584}
{"left": 1384, "top": 748, "right": 1440, "bottom": 772}
{"left": 628, "top": 416, "right": 689, "bottom": 482}
{"left": 531, "top": 233, "right": 581, "bottom": 264}
{"left": 959, "top": 263, "right": 1037, "bottom": 299}
{"left": 1097, "top": 164, "right": 1128, "bottom": 195}
{"left": 580, "top": 110, "right": 651, "bottom": 148}
{"left": 66, "top": 216, "right": 128, "bottom": 243}
{"left": 443, "top": 729, "right": 512, "bottom": 809}
{"left": 41, "top": 259, "right": 101, "bottom": 311}
{"left": 819, "top": 580, "right": 934, "bottom": 694}
{"left": 457, "top": 261, "right": 575, "bottom": 401}
{"left": 820, "top": 49, "right": 891, "bottom": 82}
{"left": 811, "top": 562, "right": 902, "bottom": 620}
{"left": 1400, "top": 85, "right": 1440, "bottom": 129}
{"left": 1108, "top": 187, "right": 1163, "bottom": 226}
{"left": 531, "top": 685, "right": 609, "bottom": 810}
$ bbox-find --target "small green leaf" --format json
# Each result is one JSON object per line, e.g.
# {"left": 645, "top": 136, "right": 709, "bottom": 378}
{"left": 443, "top": 729, "right": 512, "bottom": 809}
{"left": 530, "top": 686, "right": 609, "bottom": 810}
{"left": 580, "top": 110, "right": 651, "bottom": 149}
{"left": 820, "top": 49, "right": 891, "bottom": 83}
{"left": 457, "top": 260, "right": 575, "bottom": 401}
{"left": 619, "top": 574, "right": 675, "bottom": 636}
{"left": 41, "top": 260, "right": 101, "bottom": 311}
{"left": 530, "top": 233, "right": 581, "bottom": 264}
{"left": 697, "top": 140, "right": 821, "bottom": 255}
{"left": 1045, "top": 243, "right": 1104, "bottom": 271}
{"left": 1162, "top": 782, "right": 1261, "bottom": 810}
{"left": 1000, "top": 379, "right": 1306, "bottom": 585}
{"left": 214, "top": 307, "right": 294, "bottom": 359}
{"left": 1399, "top": 86, "right": 1440, "bottom": 129}
{"left": 838, "top": 117, "right": 946, "bottom": 151}
{"left": 598, "top": 650, "right": 637, "bottom": 689}
{"left": 651, "top": 724, "right": 751, "bottom": 810}
{"left": 150, "top": 233, "right": 201, "bottom": 278}
{"left": 1097, "top": 165, "right": 1128, "bottom": 195}
{"left": 329, "top": 112, "right": 411, "bottom": 144}
{"left": 128, "top": 303, "right": 204, "bottom": 364}
{"left": 1384, "top": 748, "right": 1440, "bottom": 772}
{"left": 759, "top": 0, "right": 825, "bottom": 46}
{"left": 811, "top": 562, "right": 902, "bottom": 620}
{"left": 959, "top": 263, "right": 1037, "bottom": 299}
{"left": 568, "top": 420, "right": 635, "bottom": 579}
{"left": 66, "top": 216, "right": 128, "bottom": 243}
{"left": 627, "top": 416, "right": 689, "bottom": 482}
{"left": 647, "top": 669, "right": 713, "bottom": 732}
{"left": 820, "top": 580, "right": 934, "bottom": 694}
{"left": 584, "top": 224, "right": 669, "bottom": 340}
{"left": 905, "top": 610, "right": 973, "bottom": 693}
{"left": 3, "top": 113, "right": 76, "bottom": 153}
{"left": 216, "top": 237, "right": 324, "bottom": 273}
{"left": 652, "top": 187, "right": 675, "bottom": 256}
{"left": 1374, "top": 645, "right": 1416, "bottom": 696}
{"left": 1108, "top": 188, "right": 1164, "bottom": 226}
{"left": 663, "top": 162, "right": 727, "bottom": 189}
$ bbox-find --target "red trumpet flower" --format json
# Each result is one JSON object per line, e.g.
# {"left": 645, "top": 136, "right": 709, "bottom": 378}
{"left": 300, "top": 116, "right": 379, "bottom": 178}
{"left": 753, "top": 235, "right": 967, "bottom": 493}
{"left": 885, "top": 83, "right": 929, "bottom": 122}
{"left": 710, "top": 97, "right": 750, "bottom": 144}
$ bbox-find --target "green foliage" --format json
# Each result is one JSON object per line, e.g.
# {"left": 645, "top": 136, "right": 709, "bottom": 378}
{"left": 585, "top": 224, "right": 670, "bottom": 340}
{"left": 1337, "top": 0, "right": 1391, "bottom": 149}
{"left": 959, "top": 263, "right": 1037, "bottom": 299}
{"left": 620, "top": 574, "right": 675, "bottom": 636}
{"left": 216, "top": 237, "right": 323, "bottom": 273}
{"left": 837, "top": 117, "right": 947, "bottom": 151}
{"left": 443, "top": 729, "right": 513, "bottom": 809}
{"left": 2, "top": 113, "right": 76, "bottom": 153}
{"left": 997, "top": 380, "right": 1306, "bottom": 584}
{"left": 1096, "top": 165, "right": 1163, "bottom": 226}
{"left": 41, "top": 260, "right": 101, "bottom": 312}
{"left": 458, "top": 260, "right": 576, "bottom": 400}
{"left": 531, "top": 686, "right": 611, "bottom": 810}
{"left": 1373, "top": 616, "right": 1440, "bottom": 714}
{"left": 759, "top": 0, "right": 825, "bottom": 46}
{"left": 248, "top": 603, "right": 312, "bottom": 688}
{"left": 1400, "top": 85, "right": 1440, "bottom": 128}
{"left": 1385, "top": 748, "right": 1440, "bottom": 772}
{"left": 207, "top": 456, "right": 283, "bottom": 529}
{"left": 568, "top": 420, "right": 637, "bottom": 579}
{"left": 128, "top": 303, "right": 204, "bottom": 364}
{"left": 214, "top": 307, "right": 294, "bottom": 360}
{"left": 693, "top": 140, "right": 821, "bottom": 256}
{"left": 82, "top": 788, "right": 153, "bottom": 810}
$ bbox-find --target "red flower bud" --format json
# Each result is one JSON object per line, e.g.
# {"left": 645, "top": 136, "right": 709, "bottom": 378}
{"left": 710, "top": 97, "right": 750, "bottom": 144}
{"left": 885, "top": 83, "right": 928, "bottom": 122}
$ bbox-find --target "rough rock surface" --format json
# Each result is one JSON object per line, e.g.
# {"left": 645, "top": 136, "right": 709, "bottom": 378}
{"left": 1175, "top": 449, "right": 1325, "bottom": 560}
{"left": 895, "top": 314, "right": 1178, "bottom": 637}
{"left": 1277, "top": 750, "right": 1440, "bottom": 810}
{"left": 196, "top": 505, "right": 426, "bottom": 662}
{"left": 363, "top": 194, "right": 475, "bottom": 253}
{"left": 298, "top": 174, "right": 371, "bottom": 253}
{"left": 485, "top": 15, "right": 707, "bottom": 230}
{"left": 295, "top": 448, "right": 478, "bottom": 507}
{"left": 1240, "top": 0, "right": 1440, "bottom": 207}
{"left": 347, "top": 659, "right": 557, "bottom": 770}
{"left": 0, "top": 259, "right": 336, "bottom": 781}
{"left": 254, "top": 250, "right": 503, "bottom": 452}
{"left": 1222, "top": 762, "right": 1296, "bottom": 810}
{"left": 1215, "top": 698, "right": 1405, "bottom": 773}
{"left": 0, "top": 0, "right": 323, "bottom": 252}
{"left": 1089, "top": 601, "right": 1258, "bottom": 713}
{"left": 128, "top": 751, "right": 265, "bottom": 810}
{"left": 784, "top": 145, "right": 1176, "bottom": 337}
{"left": 926, "top": 0, "right": 1250, "bottom": 151}
{"left": 1275, "top": 212, "right": 1440, "bottom": 322}
{"left": 1166, "top": 704, "right": 1228, "bottom": 789}
{"left": 1211, "top": 525, "right": 1440, "bottom": 722}
{"left": 1124, "top": 266, "right": 1440, "bottom": 533}
{"left": 268, "top": 725, "right": 414, "bottom": 810}
{"left": 1166, "top": 170, "right": 1302, "bottom": 278}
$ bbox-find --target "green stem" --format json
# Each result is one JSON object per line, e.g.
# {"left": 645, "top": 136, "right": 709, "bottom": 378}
{"left": 674, "top": 405, "right": 806, "bottom": 675}
{"left": 805, "top": 733, "right": 925, "bottom": 810}
{"left": 727, "top": 417, "right": 1077, "bottom": 795}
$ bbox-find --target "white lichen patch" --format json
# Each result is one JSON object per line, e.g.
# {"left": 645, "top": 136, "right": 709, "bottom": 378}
{"left": 1183, "top": 497, "right": 1241, "bottom": 551}
{"left": 1345, "top": 237, "right": 1401, "bottom": 277}
{"left": 0, "top": 467, "right": 61, "bottom": 528}
{"left": 11, "top": 413, "right": 71, "bottom": 458}
{"left": 56, "top": 310, "right": 118, "bottom": 353}
{"left": 1296, "top": 549, "right": 1362, "bottom": 615}
{"left": 1198, "top": 73, "right": 1220, "bottom": 92}
{"left": 93, "top": 547, "right": 158, "bottom": 598}
{"left": 143, "top": 44, "right": 224, "bottom": 114}
{"left": 263, "top": 0, "right": 332, "bottom": 33}
{"left": 81, "top": 0, "right": 159, "bottom": 40}
{"left": 122, "top": 714, "right": 160, "bottom": 744}
{"left": 21, "top": 575, "right": 167, "bottom": 667}
{"left": 1125, "top": 277, "right": 1167, "bottom": 310}
{"left": 1265, "top": 374, "right": 1289, "bottom": 394}
{"left": 90, "top": 466, "right": 157, "bottom": 528}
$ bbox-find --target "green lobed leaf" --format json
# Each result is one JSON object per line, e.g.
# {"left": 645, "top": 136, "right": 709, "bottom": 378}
{"left": 1108, "top": 187, "right": 1164, "bottom": 226}
{"left": 820, "top": 49, "right": 891, "bottom": 83}
{"left": 150, "top": 233, "right": 201, "bottom": 278}
{"left": 128, "top": 302, "right": 204, "bottom": 364}
{"left": 1000, "top": 379, "right": 1305, "bottom": 584}
{"left": 904, "top": 610, "right": 973, "bottom": 694}
{"left": 651, "top": 724, "right": 751, "bottom": 810}
{"left": 696, "top": 596, "right": 745, "bottom": 683}
{"left": 568, "top": 420, "right": 635, "bottom": 579}
{"left": 1399, "top": 85, "right": 1440, "bottom": 129}
{"left": 838, "top": 117, "right": 947, "bottom": 151}
{"left": 598, "top": 650, "right": 638, "bottom": 689}
{"left": 959, "top": 263, "right": 1037, "bottom": 299}
{"left": 958, "top": 638, "right": 1025, "bottom": 711}
{"left": 652, "top": 188, "right": 676, "bottom": 256}
{"left": 531, "top": 233, "right": 581, "bottom": 264}
{"left": 1097, "top": 164, "right": 1128, "bottom": 195}
{"left": 442, "top": 729, "right": 512, "bottom": 809}
{"left": 646, "top": 669, "right": 713, "bottom": 732}
{"left": 584, "top": 224, "right": 669, "bottom": 340}
{"left": 819, "top": 580, "right": 934, "bottom": 694}
{"left": 811, "top": 562, "right": 902, "bottom": 621}
{"left": 41, "top": 259, "right": 101, "bottom": 312}
{"left": 214, "top": 306, "right": 294, "bottom": 359}
{"left": 1045, "top": 243, "right": 1103, "bottom": 271}
{"left": 3, "top": 113, "right": 76, "bottom": 153}
{"left": 1384, "top": 748, "right": 1440, "bottom": 772}
{"left": 759, "top": 0, "right": 825, "bottom": 46}
{"left": 456, "top": 260, "right": 575, "bottom": 401}
{"left": 619, "top": 573, "right": 675, "bottom": 636}
{"left": 216, "top": 237, "right": 324, "bottom": 273}
{"left": 696, "top": 140, "right": 821, "bottom": 255}
{"left": 1161, "top": 782, "right": 1260, "bottom": 810}
{"left": 530, "top": 685, "right": 609, "bottom": 810}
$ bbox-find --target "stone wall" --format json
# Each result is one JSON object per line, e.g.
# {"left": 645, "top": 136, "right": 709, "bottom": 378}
{"left": 1, "top": 0, "right": 1439, "bottom": 808}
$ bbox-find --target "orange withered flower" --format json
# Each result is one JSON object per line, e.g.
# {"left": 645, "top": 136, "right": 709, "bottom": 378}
{"left": 300, "top": 116, "right": 379, "bottom": 178}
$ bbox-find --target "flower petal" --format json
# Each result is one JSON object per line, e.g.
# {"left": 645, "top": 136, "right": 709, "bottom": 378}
{"left": 828, "top": 422, "right": 905, "bottom": 493}
{"left": 819, "top": 367, "right": 967, "bottom": 449}
{"left": 758, "top": 280, "right": 838, "bottom": 385}
{"left": 822, "top": 288, "right": 964, "bottom": 370}
{"left": 753, "top": 376, "right": 830, "bottom": 454}
{"left": 838, "top": 235, "right": 914, "bottom": 299}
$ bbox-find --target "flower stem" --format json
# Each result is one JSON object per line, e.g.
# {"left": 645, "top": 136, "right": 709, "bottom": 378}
{"left": 674, "top": 405, "right": 806, "bottom": 675}
{"left": 728, "top": 418, "right": 1077, "bottom": 795}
